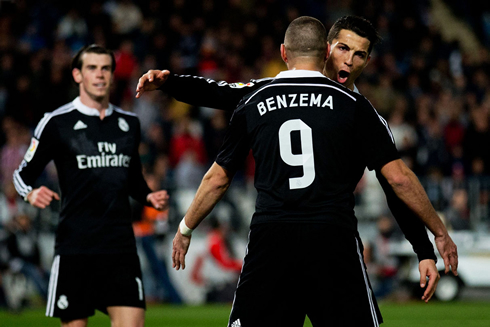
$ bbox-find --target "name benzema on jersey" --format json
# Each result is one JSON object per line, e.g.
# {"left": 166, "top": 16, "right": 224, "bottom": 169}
{"left": 257, "top": 93, "right": 334, "bottom": 116}
{"left": 76, "top": 141, "right": 131, "bottom": 169}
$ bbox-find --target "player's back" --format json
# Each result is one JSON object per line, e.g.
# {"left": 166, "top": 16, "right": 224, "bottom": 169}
{"left": 227, "top": 70, "right": 396, "bottom": 231}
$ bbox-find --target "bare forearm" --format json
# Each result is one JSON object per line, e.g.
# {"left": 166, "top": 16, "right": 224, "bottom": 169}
{"left": 381, "top": 160, "right": 447, "bottom": 238}
{"left": 184, "top": 163, "right": 231, "bottom": 229}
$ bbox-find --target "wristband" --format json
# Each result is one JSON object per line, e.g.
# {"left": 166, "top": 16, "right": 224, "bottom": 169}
{"left": 179, "top": 217, "right": 194, "bottom": 236}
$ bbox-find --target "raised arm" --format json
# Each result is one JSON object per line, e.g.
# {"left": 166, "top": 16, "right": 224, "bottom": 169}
{"left": 136, "top": 69, "right": 271, "bottom": 110}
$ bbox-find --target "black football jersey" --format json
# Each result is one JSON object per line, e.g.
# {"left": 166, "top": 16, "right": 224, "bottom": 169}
{"left": 216, "top": 70, "right": 399, "bottom": 230}
{"left": 14, "top": 97, "right": 151, "bottom": 255}
{"left": 160, "top": 73, "right": 436, "bottom": 261}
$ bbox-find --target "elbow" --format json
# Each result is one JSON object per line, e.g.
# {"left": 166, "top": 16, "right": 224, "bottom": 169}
{"left": 203, "top": 166, "right": 231, "bottom": 193}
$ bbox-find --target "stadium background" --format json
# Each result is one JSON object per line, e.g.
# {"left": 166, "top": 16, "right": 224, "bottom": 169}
{"left": 1, "top": 0, "right": 490, "bottom": 325}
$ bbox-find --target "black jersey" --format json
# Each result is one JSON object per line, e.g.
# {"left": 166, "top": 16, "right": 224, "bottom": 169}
{"left": 13, "top": 97, "right": 151, "bottom": 255}
{"left": 161, "top": 73, "right": 437, "bottom": 261}
{"left": 216, "top": 70, "right": 399, "bottom": 230}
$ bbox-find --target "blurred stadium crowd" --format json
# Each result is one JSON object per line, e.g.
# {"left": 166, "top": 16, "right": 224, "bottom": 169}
{"left": 1, "top": 0, "right": 490, "bottom": 307}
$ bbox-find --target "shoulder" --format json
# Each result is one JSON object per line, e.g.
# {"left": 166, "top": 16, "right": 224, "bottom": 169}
{"left": 34, "top": 101, "right": 77, "bottom": 139}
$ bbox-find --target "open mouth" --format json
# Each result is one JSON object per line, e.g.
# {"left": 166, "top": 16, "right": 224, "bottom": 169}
{"left": 338, "top": 70, "right": 350, "bottom": 84}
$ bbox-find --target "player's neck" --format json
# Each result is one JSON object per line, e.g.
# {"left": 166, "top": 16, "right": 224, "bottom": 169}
{"left": 286, "top": 58, "right": 324, "bottom": 73}
{"left": 78, "top": 92, "right": 110, "bottom": 119}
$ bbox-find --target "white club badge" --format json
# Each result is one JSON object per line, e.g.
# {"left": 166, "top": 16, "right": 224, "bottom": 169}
{"left": 57, "top": 295, "right": 69, "bottom": 309}
{"left": 118, "top": 117, "right": 129, "bottom": 132}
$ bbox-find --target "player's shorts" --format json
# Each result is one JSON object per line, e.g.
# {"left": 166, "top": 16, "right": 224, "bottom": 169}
{"left": 228, "top": 223, "right": 382, "bottom": 327}
{"left": 45, "top": 253, "right": 145, "bottom": 321}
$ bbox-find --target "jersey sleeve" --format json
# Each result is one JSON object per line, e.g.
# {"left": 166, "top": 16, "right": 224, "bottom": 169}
{"left": 128, "top": 118, "right": 152, "bottom": 204}
{"left": 159, "top": 74, "right": 270, "bottom": 111}
{"left": 215, "top": 107, "right": 250, "bottom": 173}
{"left": 13, "top": 115, "right": 58, "bottom": 199}
{"left": 375, "top": 170, "right": 437, "bottom": 262}
{"left": 355, "top": 97, "right": 400, "bottom": 171}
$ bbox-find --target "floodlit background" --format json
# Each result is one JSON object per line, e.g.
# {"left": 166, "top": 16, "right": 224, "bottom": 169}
{"left": 1, "top": 0, "right": 490, "bottom": 325}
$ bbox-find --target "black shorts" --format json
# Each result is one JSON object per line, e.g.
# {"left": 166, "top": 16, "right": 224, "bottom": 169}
{"left": 46, "top": 253, "right": 145, "bottom": 321}
{"left": 228, "top": 223, "right": 382, "bottom": 327}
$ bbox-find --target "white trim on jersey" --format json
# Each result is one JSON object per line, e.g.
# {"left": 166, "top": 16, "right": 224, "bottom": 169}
{"left": 34, "top": 103, "right": 76, "bottom": 139}
{"left": 73, "top": 97, "right": 115, "bottom": 117}
{"left": 229, "top": 230, "right": 250, "bottom": 325}
{"left": 13, "top": 161, "right": 32, "bottom": 197}
{"left": 274, "top": 70, "right": 326, "bottom": 79}
{"left": 365, "top": 98, "right": 395, "bottom": 144}
{"left": 355, "top": 238, "right": 380, "bottom": 327}
{"left": 46, "top": 255, "right": 61, "bottom": 317}
{"left": 244, "top": 82, "right": 357, "bottom": 105}
{"left": 114, "top": 107, "right": 137, "bottom": 116}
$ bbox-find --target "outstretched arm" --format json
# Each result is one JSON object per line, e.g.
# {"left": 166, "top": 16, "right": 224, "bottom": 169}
{"left": 172, "top": 162, "right": 233, "bottom": 270}
{"left": 135, "top": 70, "right": 270, "bottom": 110}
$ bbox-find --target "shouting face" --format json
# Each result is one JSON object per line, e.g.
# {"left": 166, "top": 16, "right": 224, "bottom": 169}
{"left": 324, "top": 29, "right": 371, "bottom": 91}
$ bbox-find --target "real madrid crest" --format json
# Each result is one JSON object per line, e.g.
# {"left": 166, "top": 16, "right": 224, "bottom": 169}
{"left": 118, "top": 117, "right": 129, "bottom": 132}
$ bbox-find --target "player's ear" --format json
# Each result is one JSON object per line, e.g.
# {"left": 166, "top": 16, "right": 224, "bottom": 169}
{"left": 72, "top": 68, "right": 82, "bottom": 84}
{"left": 325, "top": 43, "right": 331, "bottom": 61}
{"left": 280, "top": 44, "right": 288, "bottom": 64}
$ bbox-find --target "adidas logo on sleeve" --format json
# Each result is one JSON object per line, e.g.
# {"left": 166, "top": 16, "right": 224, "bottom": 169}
{"left": 231, "top": 319, "right": 241, "bottom": 327}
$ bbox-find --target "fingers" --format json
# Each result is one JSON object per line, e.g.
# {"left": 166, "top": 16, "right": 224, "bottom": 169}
{"left": 30, "top": 186, "right": 59, "bottom": 209}
{"left": 450, "top": 253, "right": 459, "bottom": 276}
{"left": 147, "top": 191, "right": 169, "bottom": 210}
{"left": 172, "top": 232, "right": 190, "bottom": 271}
{"left": 422, "top": 275, "right": 436, "bottom": 303}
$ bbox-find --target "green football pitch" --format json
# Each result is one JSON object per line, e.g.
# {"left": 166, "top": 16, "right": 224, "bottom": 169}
{"left": 1, "top": 301, "right": 489, "bottom": 326}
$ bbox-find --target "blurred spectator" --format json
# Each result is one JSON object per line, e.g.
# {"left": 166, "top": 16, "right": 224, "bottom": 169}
{"left": 445, "top": 188, "right": 471, "bottom": 230}
{"left": 191, "top": 216, "right": 242, "bottom": 303}
{"left": 5, "top": 213, "right": 49, "bottom": 307}
{"left": 105, "top": 0, "right": 143, "bottom": 37}
{"left": 364, "top": 215, "right": 399, "bottom": 300}
{"left": 169, "top": 116, "right": 207, "bottom": 189}
{"left": 113, "top": 39, "right": 139, "bottom": 104}
{"left": 1, "top": 117, "right": 29, "bottom": 184}
{"left": 56, "top": 8, "right": 88, "bottom": 51}
{"left": 133, "top": 173, "right": 182, "bottom": 304}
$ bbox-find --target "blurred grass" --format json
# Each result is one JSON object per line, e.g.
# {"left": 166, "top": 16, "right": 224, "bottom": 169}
{"left": 1, "top": 301, "right": 489, "bottom": 326}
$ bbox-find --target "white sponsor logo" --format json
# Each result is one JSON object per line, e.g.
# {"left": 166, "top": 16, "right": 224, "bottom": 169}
{"left": 73, "top": 120, "right": 87, "bottom": 130}
{"left": 118, "top": 117, "right": 129, "bottom": 132}
{"left": 24, "top": 138, "right": 39, "bottom": 162}
{"left": 76, "top": 142, "right": 131, "bottom": 169}
{"left": 57, "top": 295, "right": 69, "bottom": 310}
{"left": 231, "top": 319, "right": 241, "bottom": 327}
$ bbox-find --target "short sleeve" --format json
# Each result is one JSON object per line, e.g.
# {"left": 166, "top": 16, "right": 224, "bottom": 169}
{"left": 215, "top": 107, "right": 250, "bottom": 173}
{"left": 355, "top": 97, "right": 399, "bottom": 171}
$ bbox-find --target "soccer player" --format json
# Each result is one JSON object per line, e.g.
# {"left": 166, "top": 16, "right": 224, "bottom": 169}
{"left": 136, "top": 15, "right": 458, "bottom": 302}
{"left": 13, "top": 45, "right": 168, "bottom": 327}
{"left": 171, "top": 17, "right": 456, "bottom": 326}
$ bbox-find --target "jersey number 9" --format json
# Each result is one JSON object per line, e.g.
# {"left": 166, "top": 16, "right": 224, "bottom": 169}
{"left": 279, "top": 119, "right": 315, "bottom": 190}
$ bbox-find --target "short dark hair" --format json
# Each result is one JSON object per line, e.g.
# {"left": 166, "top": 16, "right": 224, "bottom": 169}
{"left": 284, "top": 16, "right": 327, "bottom": 58}
{"left": 71, "top": 44, "right": 116, "bottom": 72}
{"left": 327, "top": 16, "right": 381, "bottom": 54}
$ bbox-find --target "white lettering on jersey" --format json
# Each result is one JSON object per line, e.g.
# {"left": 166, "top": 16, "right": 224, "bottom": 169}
{"left": 78, "top": 142, "right": 129, "bottom": 169}
{"left": 256, "top": 93, "right": 334, "bottom": 116}
{"left": 77, "top": 154, "right": 131, "bottom": 169}
{"left": 97, "top": 142, "right": 117, "bottom": 154}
